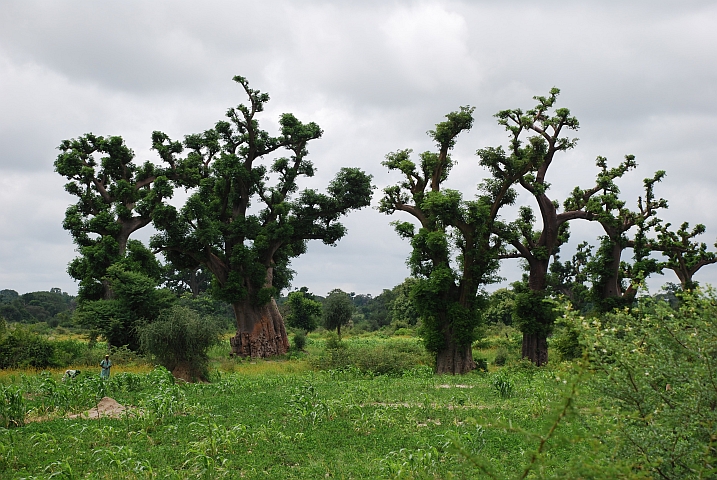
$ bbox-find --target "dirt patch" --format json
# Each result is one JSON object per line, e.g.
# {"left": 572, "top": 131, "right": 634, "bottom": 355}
{"left": 437, "top": 384, "right": 473, "bottom": 389}
{"left": 171, "top": 362, "right": 208, "bottom": 383}
{"left": 68, "top": 397, "right": 136, "bottom": 419}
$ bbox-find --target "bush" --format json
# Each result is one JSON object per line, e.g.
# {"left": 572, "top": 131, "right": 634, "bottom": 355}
{"left": 0, "top": 325, "right": 56, "bottom": 368}
{"left": 586, "top": 289, "right": 717, "bottom": 478}
{"left": 292, "top": 330, "right": 307, "bottom": 351}
{"left": 550, "top": 315, "right": 583, "bottom": 361}
{"left": 493, "top": 348, "right": 508, "bottom": 366}
{"left": 139, "top": 306, "right": 222, "bottom": 381}
{"left": 311, "top": 337, "right": 432, "bottom": 376}
{"left": 474, "top": 356, "right": 488, "bottom": 371}
{"left": 52, "top": 339, "right": 87, "bottom": 366}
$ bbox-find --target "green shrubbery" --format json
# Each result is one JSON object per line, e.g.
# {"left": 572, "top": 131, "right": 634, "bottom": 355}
{"left": 139, "top": 306, "right": 222, "bottom": 381}
{"left": 582, "top": 290, "right": 717, "bottom": 478}
{"left": 311, "top": 333, "right": 433, "bottom": 376}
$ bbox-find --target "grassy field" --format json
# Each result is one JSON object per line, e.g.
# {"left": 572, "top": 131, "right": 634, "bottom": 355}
{"left": 0, "top": 331, "right": 647, "bottom": 478}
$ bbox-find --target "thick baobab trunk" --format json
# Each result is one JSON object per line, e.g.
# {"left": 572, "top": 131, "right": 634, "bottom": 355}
{"left": 229, "top": 298, "right": 289, "bottom": 358}
{"left": 522, "top": 260, "right": 550, "bottom": 366}
{"left": 601, "top": 240, "right": 624, "bottom": 299}
{"left": 435, "top": 322, "right": 476, "bottom": 375}
{"left": 522, "top": 334, "right": 548, "bottom": 366}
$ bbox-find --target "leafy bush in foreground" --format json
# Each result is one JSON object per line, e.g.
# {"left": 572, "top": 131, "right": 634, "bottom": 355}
{"left": 587, "top": 289, "right": 717, "bottom": 479}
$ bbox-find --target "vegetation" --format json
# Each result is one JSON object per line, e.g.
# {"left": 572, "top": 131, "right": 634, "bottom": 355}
{"left": 139, "top": 306, "right": 222, "bottom": 381}
{"left": 380, "top": 104, "right": 525, "bottom": 374}
{"left": 150, "top": 75, "right": 373, "bottom": 358}
{"left": 0, "top": 288, "right": 75, "bottom": 326}
{"left": 0, "top": 290, "right": 714, "bottom": 478}
{"left": 284, "top": 288, "right": 322, "bottom": 332}
{"left": 322, "top": 289, "right": 354, "bottom": 338}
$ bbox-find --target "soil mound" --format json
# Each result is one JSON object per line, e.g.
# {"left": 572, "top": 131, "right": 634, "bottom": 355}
{"left": 68, "top": 397, "right": 130, "bottom": 419}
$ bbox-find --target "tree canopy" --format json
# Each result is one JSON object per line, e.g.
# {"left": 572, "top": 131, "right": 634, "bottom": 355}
{"left": 322, "top": 289, "right": 354, "bottom": 338}
{"left": 151, "top": 76, "right": 374, "bottom": 357}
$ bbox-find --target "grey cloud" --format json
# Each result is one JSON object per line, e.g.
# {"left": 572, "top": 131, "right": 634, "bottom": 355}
{"left": 1, "top": 0, "right": 716, "bottom": 296}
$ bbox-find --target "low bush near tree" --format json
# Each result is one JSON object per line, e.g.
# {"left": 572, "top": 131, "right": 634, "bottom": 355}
{"left": 139, "top": 306, "right": 222, "bottom": 381}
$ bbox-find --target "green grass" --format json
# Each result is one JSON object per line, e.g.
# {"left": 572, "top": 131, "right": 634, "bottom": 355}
{"left": 0, "top": 370, "right": 620, "bottom": 477}
{"left": 0, "top": 332, "right": 648, "bottom": 479}
{"left": 0, "top": 330, "right": 633, "bottom": 478}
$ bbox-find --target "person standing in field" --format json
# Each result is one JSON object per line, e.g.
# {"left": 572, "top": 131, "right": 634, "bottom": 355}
{"left": 100, "top": 354, "right": 112, "bottom": 379}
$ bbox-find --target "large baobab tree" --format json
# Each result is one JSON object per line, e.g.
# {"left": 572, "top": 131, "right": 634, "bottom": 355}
{"left": 151, "top": 76, "right": 373, "bottom": 358}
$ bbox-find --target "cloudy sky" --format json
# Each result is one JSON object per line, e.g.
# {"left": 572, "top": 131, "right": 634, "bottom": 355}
{"left": 1, "top": 0, "right": 716, "bottom": 297}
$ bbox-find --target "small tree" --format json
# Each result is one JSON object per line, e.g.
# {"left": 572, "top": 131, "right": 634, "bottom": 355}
{"left": 139, "top": 305, "right": 222, "bottom": 381}
{"left": 322, "top": 289, "right": 354, "bottom": 338}
{"left": 654, "top": 222, "right": 717, "bottom": 290}
{"left": 285, "top": 288, "right": 322, "bottom": 332}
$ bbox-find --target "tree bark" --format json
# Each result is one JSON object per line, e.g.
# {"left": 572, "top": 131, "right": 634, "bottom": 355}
{"left": 229, "top": 298, "right": 289, "bottom": 358}
{"left": 523, "top": 259, "right": 550, "bottom": 366}
{"left": 435, "top": 323, "right": 476, "bottom": 375}
{"left": 601, "top": 240, "right": 624, "bottom": 299}
{"left": 522, "top": 333, "right": 548, "bottom": 366}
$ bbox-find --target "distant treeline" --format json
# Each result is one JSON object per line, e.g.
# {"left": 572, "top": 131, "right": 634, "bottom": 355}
{"left": 0, "top": 288, "right": 76, "bottom": 326}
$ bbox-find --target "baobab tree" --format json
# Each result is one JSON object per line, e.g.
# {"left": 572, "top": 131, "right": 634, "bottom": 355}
{"left": 151, "top": 76, "right": 373, "bottom": 358}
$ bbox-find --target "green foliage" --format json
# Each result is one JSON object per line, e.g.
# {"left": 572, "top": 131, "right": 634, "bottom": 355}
{"left": 73, "top": 264, "right": 175, "bottom": 350}
{"left": 656, "top": 221, "right": 717, "bottom": 290}
{"left": 548, "top": 242, "right": 593, "bottom": 311}
{"left": 587, "top": 289, "right": 717, "bottom": 478}
{"left": 139, "top": 306, "right": 222, "bottom": 380}
{"left": 291, "top": 330, "right": 307, "bottom": 351}
{"left": 388, "top": 278, "right": 421, "bottom": 327}
{"left": 55, "top": 126, "right": 182, "bottom": 301}
{"left": 0, "top": 288, "right": 75, "bottom": 324}
{"left": 0, "top": 384, "right": 26, "bottom": 428}
{"left": 1, "top": 339, "right": 710, "bottom": 477}
{"left": 285, "top": 288, "right": 322, "bottom": 332}
{"left": 151, "top": 76, "right": 373, "bottom": 313}
{"left": 491, "top": 373, "right": 514, "bottom": 398}
{"left": 311, "top": 336, "right": 432, "bottom": 376}
{"left": 483, "top": 288, "right": 515, "bottom": 325}
{"left": 550, "top": 315, "right": 583, "bottom": 361}
{"left": 161, "top": 265, "right": 212, "bottom": 297}
{"left": 382, "top": 93, "right": 584, "bottom": 371}
{"left": 0, "top": 324, "right": 56, "bottom": 368}
{"left": 493, "top": 349, "right": 508, "bottom": 366}
{"left": 512, "top": 290, "right": 557, "bottom": 337}
{"left": 322, "top": 289, "right": 354, "bottom": 336}
{"left": 566, "top": 158, "right": 668, "bottom": 311}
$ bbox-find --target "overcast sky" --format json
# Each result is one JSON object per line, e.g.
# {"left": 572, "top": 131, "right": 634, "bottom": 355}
{"left": 1, "top": 0, "right": 716, "bottom": 297}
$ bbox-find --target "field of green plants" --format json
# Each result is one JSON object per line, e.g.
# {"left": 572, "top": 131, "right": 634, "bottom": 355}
{"left": 2, "top": 292, "right": 717, "bottom": 479}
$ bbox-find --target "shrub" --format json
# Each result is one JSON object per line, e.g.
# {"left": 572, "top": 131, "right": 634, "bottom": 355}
{"left": 0, "top": 325, "right": 56, "bottom": 368}
{"left": 550, "top": 315, "right": 583, "bottom": 361}
{"left": 587, "top": 289, "right": 717, "bottom": 478}
{"left": 493, "top": 348, "right": 508, "bottom": 366}
{"left": 311, "top": 337, "right": 432, "bottom": 376}
{"left": 292, "top": 330, "right": 307, "bottom": 351}
{"left": 139, "top": 306, "right": 222, "bottom": 381}
{"left": 52, "top": 339, "right": 87, "bottom": 366}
